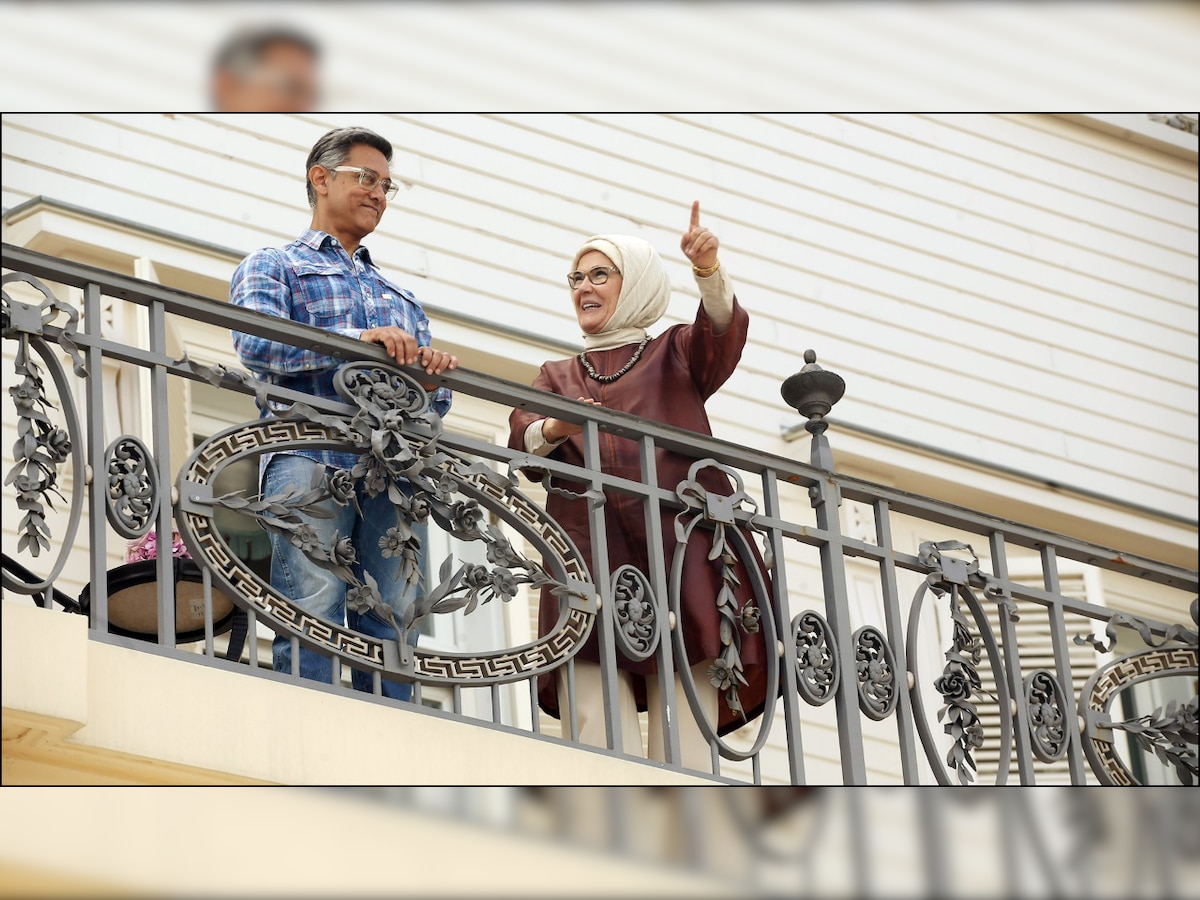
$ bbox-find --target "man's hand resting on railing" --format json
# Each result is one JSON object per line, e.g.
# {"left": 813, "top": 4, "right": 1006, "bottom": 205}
{"left": 361, "top": 325, "right": 458, "bottom": 389}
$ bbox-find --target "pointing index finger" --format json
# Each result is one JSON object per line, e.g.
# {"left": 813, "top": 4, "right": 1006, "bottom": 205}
{"left": 690, "top": 200, "right": 700, "bottom": 230}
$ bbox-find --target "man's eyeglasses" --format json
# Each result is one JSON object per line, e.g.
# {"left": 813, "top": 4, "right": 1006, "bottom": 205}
{"left": 567, "top": 266, "right": 621, "bottom": 289}
{"left": 329, "top": 166, "right": 399, "bottom": 200}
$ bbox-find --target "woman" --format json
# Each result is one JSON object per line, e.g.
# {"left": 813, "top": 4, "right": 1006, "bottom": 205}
{"left": 507, "top": 201, "right": 770, "bottom": 769}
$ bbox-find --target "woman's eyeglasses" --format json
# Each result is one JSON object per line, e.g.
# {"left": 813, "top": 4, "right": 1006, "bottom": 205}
{"left": 328, "top": 166, "right": 399, "bottom": 200}
{"left": 567, "top": 266, "right": 621, "bottom": 289}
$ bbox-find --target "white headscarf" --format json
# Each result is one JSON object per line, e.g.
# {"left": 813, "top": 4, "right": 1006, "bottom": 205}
{"left": 573, "top": 234, "right": 671, "bottom": 351}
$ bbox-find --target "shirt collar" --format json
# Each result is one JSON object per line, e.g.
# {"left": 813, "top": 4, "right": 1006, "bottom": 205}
{"left": 299, "top": 228, "right": 376, "bottom": 267}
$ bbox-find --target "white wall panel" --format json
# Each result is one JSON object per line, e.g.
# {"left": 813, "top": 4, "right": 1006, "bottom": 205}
{"left": 586, "top": 113, "right": 1198, "bottom": 294}
{"left": 754, "top": 115, "right": 1197, "bottom": 255}
{"left": 3, "top": 3, "right": 1199, "bottom": 109}
{"left": 3, "top": 112, "right": 1196, "bottom": 524}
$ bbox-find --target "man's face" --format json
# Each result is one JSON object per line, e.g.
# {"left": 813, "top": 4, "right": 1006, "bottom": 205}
{"left": 319, "top": 144, "right": 392, "bottom": 240}
{"left": 215, "top": 40, "right": 318, "bottom": 112}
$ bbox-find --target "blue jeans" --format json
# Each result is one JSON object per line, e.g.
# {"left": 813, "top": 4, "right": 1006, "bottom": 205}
{"left": 263, "top": 453, "right": 422, "bottom": 701}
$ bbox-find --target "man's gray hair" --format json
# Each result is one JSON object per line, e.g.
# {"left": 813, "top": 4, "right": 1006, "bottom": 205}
{"left": 304, "top": 127, "right": 393, "bottom": 209}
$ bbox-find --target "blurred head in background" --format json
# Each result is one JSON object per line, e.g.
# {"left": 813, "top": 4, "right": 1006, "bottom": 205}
{"left": 210, "top": 24, "right": 321, "bottom": 111}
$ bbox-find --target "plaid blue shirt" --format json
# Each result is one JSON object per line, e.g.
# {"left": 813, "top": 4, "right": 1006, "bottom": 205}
{"left": 231, "top": 229, "right": 452, "bottom": 473}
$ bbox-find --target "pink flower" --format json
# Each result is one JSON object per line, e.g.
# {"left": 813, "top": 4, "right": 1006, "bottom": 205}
{"left": 125, "top": 529, "right": 190, "bottom": 563}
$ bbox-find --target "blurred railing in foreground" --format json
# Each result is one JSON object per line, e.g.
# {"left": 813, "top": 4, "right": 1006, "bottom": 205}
{"left": 345, "top": 786, "right": 1200, "bottom": 898}
{"left": 3, "top": 243, "right": 1197, "bottom": 786}
{"left": 3, "top": 786, "right": 1197, "bottom": 897}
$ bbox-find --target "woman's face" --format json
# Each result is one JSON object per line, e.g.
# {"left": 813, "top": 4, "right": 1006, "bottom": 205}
{"left": 571, "top": 249, "right": 622, "bottom": 334}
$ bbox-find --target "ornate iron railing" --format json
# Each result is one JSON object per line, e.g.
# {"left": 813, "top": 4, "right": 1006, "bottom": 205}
{"left": 3, "top": 242, "right": 1196, "bottom": 785}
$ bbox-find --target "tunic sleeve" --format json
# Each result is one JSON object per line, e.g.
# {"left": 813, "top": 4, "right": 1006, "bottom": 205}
{"left": 508, "top": 365, "right": 560, "bottom": 455}
{"left": 677, "top": 296, "right": 750, "bottom": 399}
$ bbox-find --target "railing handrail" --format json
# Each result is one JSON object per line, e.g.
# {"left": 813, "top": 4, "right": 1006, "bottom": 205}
{"left": 5, "top": 242, "right": 1194, "bottom": 595}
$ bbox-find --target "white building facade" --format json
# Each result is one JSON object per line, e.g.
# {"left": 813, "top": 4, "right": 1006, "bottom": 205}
{"left": 2, "top": 109, "right": 1197, "bottom": 896}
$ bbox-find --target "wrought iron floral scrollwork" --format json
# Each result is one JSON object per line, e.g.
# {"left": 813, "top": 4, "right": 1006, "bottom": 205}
{"left": 1024, "top": 668, "right": 1068, "bottom": 762}
{"left": 609, "top": 565, "right": 659, "bottom": 662}
{"left": 1, "top": 275, "right": 88, "bottom": 378}
{"left": 1078, "top": 600, "right": 1198, "bottom": 785}
{"left": 2, "top": 278, "right": 88, "bottom": 596}
{"left": 916, "top": 539, "right": 1005, "bottom": 785}
{"left": 792, "top": 610, "right": 839, "bottom": 705}
{"left": 932, "top": 590, "right": 987, "bottom": 785}
{"left": 1080, "top": 645, "right": 1198, "bottom": 786}
{"left": 210, "top": 363, "right": 575, "bottom": 649}
{"left": 853, "top": 626, "right": 898, "bottom": 720}
{"left": 673, "top": 459, "right": 771, "bottom": 721}
{"left": 1103, "top": 603, "right": 1199, "bottom": 785}
{"left": 659, "top": 458, "right": 779, "bottom": 762}
{"left": 405, "top": 525, "right": 563, "bottom": 634}
{"left": 179, "top": 358, "right": 593, "bottom": 685}
{"left": 1109, "top": 697, "right": 1197, "bottom": 785}
{"left": 104, "top": 436, "right": 157, "bottom": 538}
{"left": 5, "top": 339, "right": 70, "bottom": 556}
{"left": 213, "top": 463, "right": 390, "bottom": 612}
{"left": 1073, "top": 597, "right": 1199, "bottom": 655}
{"left": 919, "top": 538, "right": 1018, "bottom": 623}
{"left": 2, "top": 287, "right": 83, "bottom": 558}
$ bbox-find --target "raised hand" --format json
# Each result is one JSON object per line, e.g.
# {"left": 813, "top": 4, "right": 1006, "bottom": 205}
{"left": 680, "top": 200, "right": 719, "bottom": 271}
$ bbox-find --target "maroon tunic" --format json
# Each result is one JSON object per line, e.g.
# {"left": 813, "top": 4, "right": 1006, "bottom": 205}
{"left": 507, "top": 299, "right": 771, "bottom": 735}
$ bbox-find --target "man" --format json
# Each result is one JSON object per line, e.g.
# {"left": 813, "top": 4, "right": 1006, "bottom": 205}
{"left": 210, "top": 25, "right": 320, "bottom": 112}
{"left": 231, "top": 126, "right": 458, "bottom": 700}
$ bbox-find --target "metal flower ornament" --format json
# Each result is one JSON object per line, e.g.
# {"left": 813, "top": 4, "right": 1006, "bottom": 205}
{"left": 2, "top": 281, "right": 84, "bottom": 558}
{"left": 5, "top": 338, "right": 72, "bottom": 557}
{"left": 673, "top": 459, "right": 772, "bottom": 721}
{"left": 907, "top": 539, "right": 1012, "bottom": 786}
{"left": 2, "top": 276, "right": 90, "bottom": 604}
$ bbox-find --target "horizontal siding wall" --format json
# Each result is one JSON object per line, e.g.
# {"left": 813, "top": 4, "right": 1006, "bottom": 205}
{"left": 3, "top": 5, "right": 1200, "bottom": 110}
{"left": 4, "top": 113, "right": 1195, "bottom": 524}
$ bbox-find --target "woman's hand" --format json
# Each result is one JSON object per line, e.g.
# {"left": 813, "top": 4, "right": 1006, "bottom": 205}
{"left": 680, "top": 200, "right": 719, "bottom": 270}
{"left": 542, "top": 397, "right": 601, "bottom": 442}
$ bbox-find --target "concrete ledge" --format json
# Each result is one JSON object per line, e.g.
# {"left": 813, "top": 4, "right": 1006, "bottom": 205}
{"left": 2, "top": 601, "right": 712, "bottom": 786}
{"left": 2, "top": 603, "right": 88, "bottom": 739}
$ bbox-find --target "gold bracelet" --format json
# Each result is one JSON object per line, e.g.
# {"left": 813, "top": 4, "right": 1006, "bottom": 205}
{"left": 692, "top": 260, "right": 720, "bottom": 277}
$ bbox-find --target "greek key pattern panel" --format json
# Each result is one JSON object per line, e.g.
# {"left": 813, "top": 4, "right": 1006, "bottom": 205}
{"left": 1087, "top": 647, "right": 1197, "bottom": 712}
{"left": 189, "top": 420, "right": 332, "bottom": 485}
{"left": 1081, "top": 646, "right": 1198, "bottom": 786}
{"left": 419, "top": 608, "right": 590, "bottom": 681}
{"left": 178, "top": 414, "right": 595, "bottom": 685}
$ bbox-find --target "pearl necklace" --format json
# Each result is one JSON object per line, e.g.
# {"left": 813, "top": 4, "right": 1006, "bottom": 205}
{"left": 578, "top": 336, "right": 651, "bottom": 383}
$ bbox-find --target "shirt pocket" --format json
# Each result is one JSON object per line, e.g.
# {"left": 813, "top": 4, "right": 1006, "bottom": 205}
{"left": 292, "top": 264, "right": 355, "bottom": 325}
